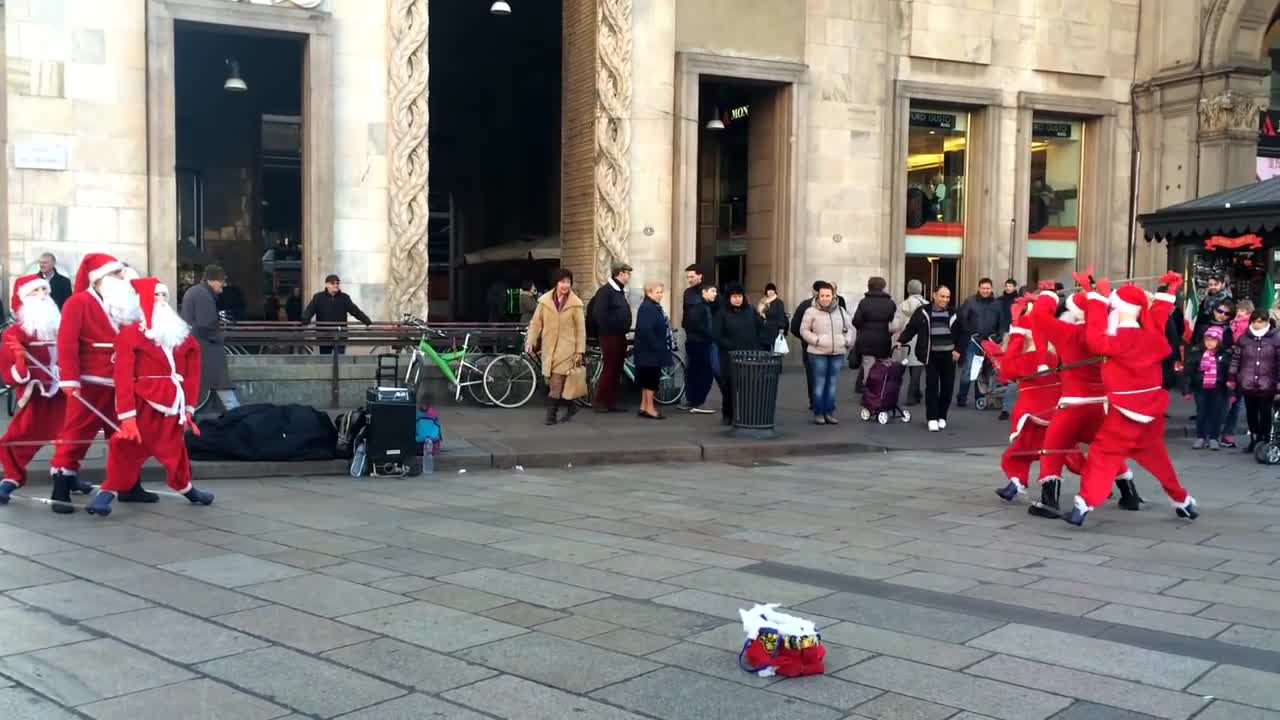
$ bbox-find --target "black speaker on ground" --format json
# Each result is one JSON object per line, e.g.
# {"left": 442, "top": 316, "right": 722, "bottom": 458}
{"left": 365, "top": 387, "right": 417, "bottom": 465}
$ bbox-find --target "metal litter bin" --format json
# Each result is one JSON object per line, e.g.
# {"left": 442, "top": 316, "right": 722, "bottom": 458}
{"left": 730, "top": 350, "right": 784, "bottom": 438}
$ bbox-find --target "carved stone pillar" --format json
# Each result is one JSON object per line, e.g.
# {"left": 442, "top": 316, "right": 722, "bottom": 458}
{"left": 1197, "top": 88, "right": 1268, "bottom": 194}
{"left": 387, "top": 0, "right": 430, "bottom": 318}
{"left": 593, "top": 0, "right": 633, "bottom": 287}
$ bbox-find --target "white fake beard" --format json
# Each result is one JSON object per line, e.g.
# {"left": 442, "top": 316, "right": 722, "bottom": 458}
{"left": 146, "top": 300, "right": 190, "bottom": 350}
{"left": 18, "top": 295, "right": 60, "bottom": 341}
{"left": 99, "top": 275, "right": 141, "bottom": 326}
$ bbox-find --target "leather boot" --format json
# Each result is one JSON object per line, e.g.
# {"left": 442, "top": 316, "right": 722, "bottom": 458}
{"left": 1028, "top": 478, "right": 1062, "bottom": 519}
{"left": 117, "top": 480, "right": 159, "bottom": 504}
{"left": 49, "top": 472, "right": 75, "bottom": 515}
{"left": 544, "top": 398, "right": 559, "bottom": 425}
{"left": 1115, "top": 477, "right": 1143, "bottom": 511}
{"left": 560, "top": 399, "right": 578, "bottom": 423}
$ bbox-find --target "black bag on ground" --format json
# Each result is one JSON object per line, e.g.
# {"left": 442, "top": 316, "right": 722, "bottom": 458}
{"left": 187, "top": 403, "right": 338, "bottom": 461}
{"left": 334, "top": 408, "right": 369, "bottom": 459}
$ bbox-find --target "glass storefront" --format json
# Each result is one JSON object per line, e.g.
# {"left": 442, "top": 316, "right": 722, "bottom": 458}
{"left": 1027, "top": 115, "right": 1083, "bottom": 283}
{"left": 905, "top": 105, "right": 968, "bottom": 298}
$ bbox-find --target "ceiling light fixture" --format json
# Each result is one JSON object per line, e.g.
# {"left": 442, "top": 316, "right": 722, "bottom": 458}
{"left": 224, "top": 59, "right": 247, "bottom": 92}
{"left": 490, "top": 1, "right": 512, "bottom": 15}
{"left": 706, "top": 107, "right": 725, "bottom": 130}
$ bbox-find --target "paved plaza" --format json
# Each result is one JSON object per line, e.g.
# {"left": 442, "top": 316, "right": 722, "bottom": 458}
{"left": 0, "top": 444, "right": 1277, "bottom": 719}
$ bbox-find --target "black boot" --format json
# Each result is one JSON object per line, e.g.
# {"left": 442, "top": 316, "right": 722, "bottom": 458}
{"left": 49, "top": 472, "right": 75, "bottom": 515}
{"left": 559, "top": 400, "right": 578, "bottom": 423}
{"left": 544, "top": 398, "right": 559, "bottom": 425}
{"left": 117, "top": 479, "right": 159, "bottom": 504}
{"left": 64, "top": 473, "right": 94, "bottom": 495}
{"left": 1028, "top": 478, "right": 1062, "bottom": 519}
{"left": 1115, "top": 477, "right": 1143, "bottom": 511}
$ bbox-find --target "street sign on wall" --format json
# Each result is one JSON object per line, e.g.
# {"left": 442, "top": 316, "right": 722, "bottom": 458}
{"left": 1259, "top": 110, "right": 1280, "bottom": 158}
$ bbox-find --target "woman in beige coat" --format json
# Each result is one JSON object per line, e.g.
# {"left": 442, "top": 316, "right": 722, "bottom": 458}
{"left": 525, "top": 269, "right": 587, "bottom": 425}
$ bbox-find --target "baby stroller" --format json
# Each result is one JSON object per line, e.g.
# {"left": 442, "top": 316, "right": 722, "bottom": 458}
{"left": 1253, "top": 397, "right": 1280, "bottom": 465}
{"left": 859, "top": 349, "right": 911, "bottom": 425}
{"left": 969, "top": 335, "right": 1008, "bottom": 411}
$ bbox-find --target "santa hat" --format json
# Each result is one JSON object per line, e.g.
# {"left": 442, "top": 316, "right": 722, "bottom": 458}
{"left": 1108, "top": 284, "right": 1150, "bottom": 335}
{"left": 74, "top": 253, "right": 124, "bottom": 293}
{"left": 130, "top": 277, "right": 161, "bottom": 331}
{"left": 10, "top": 274, "right": 49, "bottom": 316}
{"left": 1065, "top": 292, "right": 1085, "bottom": 318}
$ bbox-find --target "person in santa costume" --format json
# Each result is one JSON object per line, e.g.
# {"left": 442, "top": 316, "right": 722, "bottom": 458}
{"left": 990, "top": 296, "right": 1063, "bottom": 504}
{"left": 0, "top": 275, "right": 68, "bottom": 505}
{"left": 86, "top": 278, "right": 213, "bottom": 517}
{"left": 1063, "top": 272, "right": 1198, "bottom": 527}
{"left": 48, "top": 253, "right": 158, "bottom": 513}
{"left": 1020, "top": 279, "right": 1140, "bottom": 518}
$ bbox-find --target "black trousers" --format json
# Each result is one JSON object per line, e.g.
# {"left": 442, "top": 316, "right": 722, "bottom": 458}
{"left": 717, "top": 357, "right": 734, "bottom": 422}
{"left": 1245, "top": 394, "right": 1275, "bottom": 442}
{"left": 802, "top": 351, "right": 814, "bottom": 409}
{"left": 906, "top": 365, "right": 923, "bottom": 404}
{"left": 925, "top": 351, "right": 956, "bottom": 422}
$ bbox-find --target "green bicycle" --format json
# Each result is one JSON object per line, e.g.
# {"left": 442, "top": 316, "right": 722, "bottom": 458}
{"left": 401, "top": 317, "right": 537, "bottom": 408}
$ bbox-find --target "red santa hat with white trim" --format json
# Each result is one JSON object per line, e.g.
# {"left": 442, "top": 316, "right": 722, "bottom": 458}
{"left": 130, "top": 277, "right": 162, "bottom": 333}
{"left": 1107, "top": 284, "right": 1150, "bottom": 335}
{"left": 10, "top": 273, "right": 49, "bottom": 316}
{"left": 73, "top": 253, "right": 124, "bottom": 294}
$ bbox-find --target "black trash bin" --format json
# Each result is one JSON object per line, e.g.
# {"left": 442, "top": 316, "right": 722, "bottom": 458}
{"left": 730, "top": 350, "right": 784, "bottom": 438}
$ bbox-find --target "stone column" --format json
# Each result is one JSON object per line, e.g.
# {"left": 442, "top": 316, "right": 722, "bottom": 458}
{"left": 1197, "top": 87, "right": 1268, "bottom": 194}
{"left": 627, "top": 0, "right": 675, "bottom": 303}
{"left": 386, "top": 0, "right": 429, "bottom": 319}
{"left": 593, "top": 0, "right": 635, "bottom": 287}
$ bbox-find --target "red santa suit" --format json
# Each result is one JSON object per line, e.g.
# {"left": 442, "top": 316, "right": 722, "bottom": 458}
{"left": 0, "top": 276, "right": 66, "bottom": 495}
{"left": 88, "top": 278, "right": 213, "bottom": 517}
{"left": 1069, "top": 282, "right": 1195, "bottom": 525}
{"left": 990, "top": 312, "right": 1061, "bottom": 495}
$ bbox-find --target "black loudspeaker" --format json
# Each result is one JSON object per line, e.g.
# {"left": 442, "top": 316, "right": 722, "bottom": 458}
{"left": 365, "top": 387, "right": 417, "bottom": 465}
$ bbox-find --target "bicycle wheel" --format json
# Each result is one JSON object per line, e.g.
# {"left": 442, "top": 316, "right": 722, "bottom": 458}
{"left": 405, "top": 351, "right": 423, "bottom": 389}
{"left": 656, "top": 354, "right": 686, "bottom": 405}
{"left": 576, "top": 352, "right": 603, "bottom": 407}
{"left": 193, "top": 389, "right": 213, "bottom": 413}
{"left": 461, "top": 354, "right": 497, "bottom": 406}
{"left": 483, "top": 354, "right": 539, "bottom": 408}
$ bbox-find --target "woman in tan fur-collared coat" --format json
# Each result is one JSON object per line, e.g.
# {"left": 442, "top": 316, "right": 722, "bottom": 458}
{"left": 525, "top": 268, "right": 587, "bottom": 425}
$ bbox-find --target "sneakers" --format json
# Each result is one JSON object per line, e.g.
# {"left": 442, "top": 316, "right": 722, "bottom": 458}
{"left": 689, "top": 406, "right": 716, "bottom": 414}
{"left": 0, "top": 479, "right": 17, "bottom": 505}
{"left": 117, "top": 482, "right": 159, "bottom": 503}
{"left": 1192, "top": 438, "right": 1206, "bottom": 449}
{"left": 814, "top": 416, "right": 827, "bottom": 425}
{"left": 824, "top": 415, "right": 840, "bottom": 425}
{"left": 1174, "top": 496, "right": 1200, "bottom": 520}
{"left": 938, "top": 419, "right": 947, "bottom": 429}
{"left": 1221, "top": 435, "right": 1237, "bottom": 448}
{"left": 998, "top": 411, "right": 1010, "bottom": 421}
{"left": 1062, "top": 496, "right": 1092, "bottom": 527}
{"left": 995, "top": 480, "right": 1024, "bottom": 502}
{"left": 184, "top": 487, "right": 215, "bottom": 506}
{"left": 86, "top": 491, "right": 115, "bottom": 517}
{"left": 927, "top": 420, "right": 940, "bottom": 432}
{"left": 1208, "top": 439, "right": 1221, "bottom": 451}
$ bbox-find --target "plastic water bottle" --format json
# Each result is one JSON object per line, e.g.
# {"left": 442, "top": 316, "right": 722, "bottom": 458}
{"left": 421, "top": 440, "right": 435, "bottom": 475}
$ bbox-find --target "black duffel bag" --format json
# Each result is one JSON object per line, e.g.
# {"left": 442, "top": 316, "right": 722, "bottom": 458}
{"left": 186, "top": 404, "right": 338, "bottom": 462}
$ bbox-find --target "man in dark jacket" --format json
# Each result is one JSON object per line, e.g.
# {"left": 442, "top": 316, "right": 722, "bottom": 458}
{"left": 302, "top": 274, "right": 373, "bottom": 354}
{"left": 180, "top": 265, "right": 239, "bottom": 413}
{"left": 1192, "top": 274, "right": 1232, "bottom": 344}
{"left": 955, "top": 278, "right": 1003, "bottom": 407}
{"left": 714, "top": 284, "right": 767, "bottom": 425}
{"left": 680, "top": 284, "right": 718, "bottom": 413}
{"left": 852, "top": 276, "right": 898, "bottom": 392}
{"left": 791, "top": 281, "right": 823, "bottom": 410}
{"left": 590, "top": 262, "right": 633, "bottom": 412}
{"left": 37, "top": 253, "right": 72, "bottom": 309}
{"left": 998, "top": 278, "right": 1018, "bottom": 331}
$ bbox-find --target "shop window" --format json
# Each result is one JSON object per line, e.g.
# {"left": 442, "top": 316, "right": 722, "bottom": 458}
{"left": 905, "top": 106, "right": 967, "bottom": 259}
{"left": 1027, "top": 116, "right": 1082, "bottom": 283}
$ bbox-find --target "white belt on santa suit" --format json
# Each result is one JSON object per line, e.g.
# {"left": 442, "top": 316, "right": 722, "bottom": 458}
{"left": 138, "top": 373, "right": 188, "bottom": 425}
{"left": 16, "top": 348, "right": 61, "bottom": 411}
{"left": 79, "top": 342, "right": 118, "bottom": 387}
{"left": 1108, "top": 386, "right": 1161, "bottom": 424}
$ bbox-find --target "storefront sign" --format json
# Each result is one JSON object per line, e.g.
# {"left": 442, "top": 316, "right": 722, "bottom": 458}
{"left": 909, "top": 111, "right": 956, "bottom": 130}
{"left": 730, "top": 105, "right": 749, "bottom": 120}
{"left": 1204, "top": 234, "right": 1263, "bottom": 250}
{"left": 1032, "top": 121, "right": 1073, "bottom": 139}
{"left": 1259, "top": 110, "right": 1280, "bottom": 158}
{"left": 14, "top": 140, "right": 69, "bottom": 170}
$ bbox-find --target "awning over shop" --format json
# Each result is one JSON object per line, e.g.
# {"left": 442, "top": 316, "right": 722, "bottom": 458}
{"left": 462, "top": 235, "right": 560, "bottom": 264}
{"left": 1139, "top": 177, "right": 1280, "bottom": 242}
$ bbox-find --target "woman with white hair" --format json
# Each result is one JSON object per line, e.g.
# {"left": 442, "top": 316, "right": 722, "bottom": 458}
{"left": 633, "top": 280, "right": 673, "bottom": 419}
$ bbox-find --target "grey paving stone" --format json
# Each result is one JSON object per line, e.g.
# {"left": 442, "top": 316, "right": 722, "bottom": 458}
{"left": 1083, "top": 603, "right": 1230, "bottom": 638}
{"left": 457, "top": 632, "right": 661, "bottom": 692}
{"left": 255, "top": 528, "right": 386, "bottom": 555}
{"left": 402, "top": 516, "right": 527, "bottom": 544}
{"left": 820, "top": 622, "right": 990, "bottom": 670}
{"left": 560, "top": 517, "right": 668, "bottom": 539}
{"left": 33, "top": 548, "right": 156, "bottom": 583}
{"left": 776, "top": 552, "right": 911, "bottom": 581}
{"left": 965, "top": 654, "right": 1209, "bottom": 719}
{"left": 162, "top": 554, "right": 311, "bottom": 588}
{"left": 571, "top": 597, "right": 726, "bottom": 636}
{"left": 481, "top": 602, "right": 567, "bottom": 626}
{"left": 889, "top": 540, "right": 1043, "bottom": 570}
{"left": 837, "top": 656, "right": 1071, "bottom": 720}
{"left": 259, "top": 549, "right": 346, "bottom": 570}
{"left": 605, "top": 536, "right": 759, "bottom": 569}
{"left": 886, "top": 570, "right": 981, "bottom": 593}
{"left": 0, "top": 525, "right": 67, "bottom": 556}
{"left": 586, "top": 552, "right": 710, "bottom": 580}
{"left": 58, "top": 525, "right": 172, "bottom": 548}
{"left": 1023, "top": 578, "right": 1209, "bottom": 614}
{"left": 512, "top": 559, "right": 677, "bottom": 599}
{"left": 850, "top": 691, "right": 961, "bottom": 720}
{"left": 216, "top": 603, "right": 376, "bottom": 653}
{"left": 592, "top": 666, "right": 843, "bottom": 720}
{"left": 239, "top": 573, "right": 409, "bottom": 617}
{"left": 534, "top": 614, "right": 618, "bottom": 639}
{"left": 1189, "top": 664, "right": 1280, "bottom": 711}
{"left": 355, "top": 531, "right": 544, "bottom": 568}
{"left": 491, "top": 534, "right": 628, "bottom": 564}
{"left": 341, "top": 547, "right": 477, "bottom": 578}
{"left": 321, "top": 638, "right": 497, "bottom": 693}
{"left": 1048, "top": 702, "right": 1162, "bottom": 719}
{"left": 11, "top": 577, "right": 152, "bottom": 620}
{"left": 84, "top": 606, "right": 269, "bottom": 663}
{"left": 78, "top": 677, "right": 290, "bottom": 720}
{"left": 666, "top": 567, "right": 835, "bottom": 606}
{"left": 1165, "top": 581, "right": 1280, "bottom": 612}
{"left": 1016, "top": 559, "right": 1182, "bottom": 593}
{"left": 893, "top": 557, "right": 1039, "bottom": 587}
{"left": 646, "top": 638, "right": 782, "bottom": 688}
{"left": 652, "top": 588, "right": 760, "bottom": 619}
{"left": 0, "top": 555, "right": 72, "bottom": 590}
{"left": 822, "top": 644, "right": 878, "bottom": 673}
{"left": 331, "top": 694, "right": 490, "bottom": 720}
{"left": 1216, "top": 560, "right": 1280, "bottom": 580}
{"left": 583, "top": 627, "right": 679, "bottom": 655}
{"left": 959, "top": 583, "right": 1105, "bottom": 617}
{"left": 0, "top": 638, "right": 196, "bottom": 707}
{"left": 339, "top": 601, "right": 527, "bottom": 652}
{"left": 763, "top": 675, "right": 882, "bottom": 711}
{"left": 966, "top": 624, "right": 1214, "bottom": 690}
{"left": 445, "top": 674, "right": 651, "bottom": 720}
{"left": 100, "top": 538, "right": 229, "bottom": 567}
{"left": 0, "top": 686, "right": 79, "bottom": 720}
{"left": 435, "top": 567, "right": 608, "bottom": 609}
{"left": 103, "top": 568, "right": 269, "bottom": 616}
{"left": 1194, "top": 700, "right": 1280, "bottom": 720}
{"left": 0, "top": 605, "right": 92, "bottom": 656}
{"left": 798, "top": 592, "right": 1003, "bottom": 643}
{"left": 198, "top": 646, "right": 405, "bottom": 719}
{"left": 368, "top": 576, "right": 437, "bottom": 594}
{"left": 1198, "top": 604, "right": 1280, "bottom": 630}
{"left": 1105, "top": 558, "right": 1235, "bottom": 584}
{"left": 179, "top": 530, "right": 292, "bottom": 556}
{"left": 320, "top": 562, "right": 409, "bottom": 584}
{"left": 408, "top": 583, "right": 514, "bottom": 612}
{"left": 727, "top": 529, "right": 846, "bottom": 553}
{"left": 1217, "top": 624, "right": 1280, "bottom": 652}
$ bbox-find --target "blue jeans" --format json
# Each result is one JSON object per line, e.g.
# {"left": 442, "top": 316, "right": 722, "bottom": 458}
{"left": 1195, "top": 387, "right": 1229, "bottom": 440}
{"left": 955, "top": 340, "right": 983, "bottom": 404}
{"left": 684, "top": 341, "right": 714, "bottom": 407}
{"left": 810, "top": 354, "right": 841, "bottom": 416}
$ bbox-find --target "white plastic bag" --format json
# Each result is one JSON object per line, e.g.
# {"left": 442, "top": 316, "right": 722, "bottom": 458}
{"left": 969, "top": 352, "right": 984, "bottom": 382}
{"left": 773, "top": 331, "right": 790, "bottom": 356}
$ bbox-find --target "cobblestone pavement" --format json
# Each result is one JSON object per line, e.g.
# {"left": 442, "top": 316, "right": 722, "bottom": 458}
{"left": 0, "top": 444, "right": 1277, "bottom": 719}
